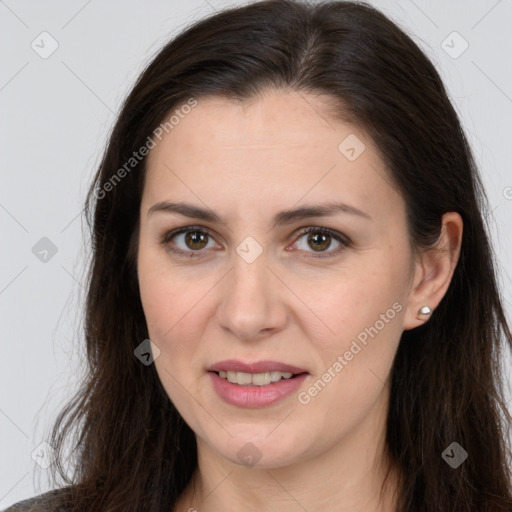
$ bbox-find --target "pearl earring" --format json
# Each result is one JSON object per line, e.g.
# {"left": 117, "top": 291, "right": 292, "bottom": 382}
{"left": 419, "top": 306, "right": 431, "bottom": 315}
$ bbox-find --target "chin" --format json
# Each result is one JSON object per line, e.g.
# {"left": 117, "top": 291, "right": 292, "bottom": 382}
{"left": 202, "top": 428, "right": 310, "bottom": 469}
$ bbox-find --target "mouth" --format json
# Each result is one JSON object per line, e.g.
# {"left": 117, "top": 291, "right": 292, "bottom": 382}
{"left": 206, "top": 359, "right": 309, "bottom": 408}
{"left": 210, "top": 370, "right": 306, "bottom": 387}
{"left": 207, "top": 359, "right": 309, "bottom": 384}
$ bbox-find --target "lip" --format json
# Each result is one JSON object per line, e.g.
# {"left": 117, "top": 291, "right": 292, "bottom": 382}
{"left": 207, "top": 359, "right": 308, "bottom": 374}
{"left": 209, "top": 371, "right": 308, "bottom": 408}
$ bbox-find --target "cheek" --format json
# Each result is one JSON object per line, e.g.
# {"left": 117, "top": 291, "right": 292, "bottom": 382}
{"left": 296, "top": 250, "right": 408, "bottom": 407}
{"left": 138, "top": 248, "right": 188, "bottom": 368}
{"left": 138, "top": 243, "right": 195, "bottom": 338}
{"left": 137, "top": 245, "right": 215, "bottom": 384}
{"left": 137, "top": 255, "right": 204, "bottom": 414}
{"left": 294, "top": 253, "right": 408, "bottom": 350}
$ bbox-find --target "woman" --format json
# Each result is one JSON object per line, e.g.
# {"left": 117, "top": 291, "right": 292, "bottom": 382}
{"left": 5, "top": 0, "right": 512, "bottom": 510}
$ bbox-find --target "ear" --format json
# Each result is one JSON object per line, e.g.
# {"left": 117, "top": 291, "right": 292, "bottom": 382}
{"left": 403, "top": 212, "right": 463, "bottom": 330}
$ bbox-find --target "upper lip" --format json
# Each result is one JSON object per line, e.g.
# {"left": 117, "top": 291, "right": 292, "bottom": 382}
{"left": 207, "top": 359, "right": 308, "bottom": 374}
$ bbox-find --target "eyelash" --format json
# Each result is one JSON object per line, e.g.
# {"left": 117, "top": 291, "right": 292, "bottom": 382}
{"left": 159, "top": 225, "right": 352, "bottom": 259}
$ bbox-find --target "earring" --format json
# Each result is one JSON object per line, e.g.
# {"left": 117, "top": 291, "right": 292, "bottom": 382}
{"left": 419, "top": 306, "right": 431, "bottom": 315}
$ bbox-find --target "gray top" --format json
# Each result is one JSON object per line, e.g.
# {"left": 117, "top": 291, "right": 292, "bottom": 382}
{"left": 2, "top": 489, "right": 68, "bottom": 511}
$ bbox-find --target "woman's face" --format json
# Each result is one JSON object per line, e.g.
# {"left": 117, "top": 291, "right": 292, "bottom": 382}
{"left": 137, "top": 89, "right": 418, "bottom": 469}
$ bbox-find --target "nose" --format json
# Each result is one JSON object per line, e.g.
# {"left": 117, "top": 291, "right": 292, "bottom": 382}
{"left": 216, "top": 250, "right": 288, "bottom": 341}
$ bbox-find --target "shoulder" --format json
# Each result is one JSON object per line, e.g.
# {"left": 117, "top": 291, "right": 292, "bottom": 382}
{"left": 2, "top": 488, "right": 72, "bottom": 512}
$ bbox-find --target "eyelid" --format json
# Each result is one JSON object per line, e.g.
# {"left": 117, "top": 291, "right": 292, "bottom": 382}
{"left": 159, "top": 225, "right": 352, "bottom": 258}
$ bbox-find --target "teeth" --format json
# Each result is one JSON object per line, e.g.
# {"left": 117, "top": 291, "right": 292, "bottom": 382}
{"left": 218, "top": 370, "right": 294, "bottom": 386}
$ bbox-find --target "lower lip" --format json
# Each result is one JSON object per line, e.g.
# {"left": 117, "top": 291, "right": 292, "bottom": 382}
{"left": 209, "top": 371, "right": 308, "bottom": 408}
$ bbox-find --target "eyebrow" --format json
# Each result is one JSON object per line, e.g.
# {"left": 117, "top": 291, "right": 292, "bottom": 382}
{"left": 147, "top": 201, "right": 372, "bottom": 226}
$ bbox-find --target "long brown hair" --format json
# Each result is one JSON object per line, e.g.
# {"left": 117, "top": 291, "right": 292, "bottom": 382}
{"left": 44, "top": 1, "right": 512, "bottom": 510}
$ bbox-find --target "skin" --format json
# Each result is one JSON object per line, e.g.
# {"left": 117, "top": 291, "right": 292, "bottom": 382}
{"left": 137, "top": 88, "right": 463, "bottom": 511}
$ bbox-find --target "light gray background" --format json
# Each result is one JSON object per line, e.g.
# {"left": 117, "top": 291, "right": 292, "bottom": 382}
{"left": 1, "top": 0, "right": 511, "bottom": 507}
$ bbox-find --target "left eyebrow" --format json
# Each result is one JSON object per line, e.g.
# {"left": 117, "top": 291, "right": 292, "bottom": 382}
{"left": 147, "top": 201, "right": 372, "bottom": 225}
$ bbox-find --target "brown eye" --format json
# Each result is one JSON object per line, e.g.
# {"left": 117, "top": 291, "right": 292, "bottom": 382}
{"left": 184, "top": 231, "right": 209, "bottom": 250}
{"left": 293, "top": 227, "right": 351, "bottom": 258}
{"left": 307, "top": 232, "right": 332, "bottom": 252}
{"left": 160, "top": 227, "right": 218, "bottom": 257}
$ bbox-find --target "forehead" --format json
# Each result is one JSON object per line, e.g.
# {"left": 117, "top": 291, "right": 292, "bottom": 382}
{"left": 142, "top": 89, "right": 402, "bottom": 223}
{"left": 148, "top": 89, "right": 360, "bottom": 159}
